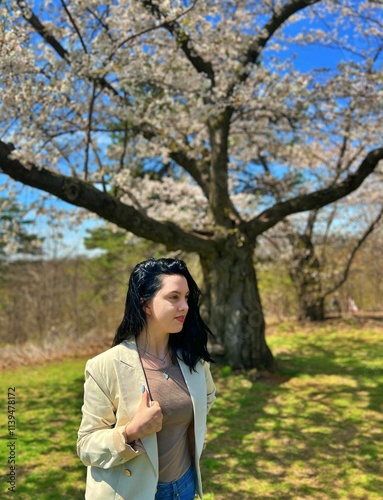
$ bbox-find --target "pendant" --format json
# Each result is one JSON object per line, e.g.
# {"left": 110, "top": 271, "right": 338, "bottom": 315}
{"left": 163, "top": 372, "right": 169, "bottom": 380}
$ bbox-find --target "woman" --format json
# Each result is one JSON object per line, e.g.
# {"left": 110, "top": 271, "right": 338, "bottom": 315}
{"left": 77, "top": 258, "right": 216, "bottom": 500}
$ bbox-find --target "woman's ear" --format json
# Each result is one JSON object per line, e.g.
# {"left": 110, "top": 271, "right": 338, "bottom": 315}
{"left": 141, "top": 299, "right": 151, "bottom": 315}
{"left": 143, "top": 305, "right": 151, "bottom": 315}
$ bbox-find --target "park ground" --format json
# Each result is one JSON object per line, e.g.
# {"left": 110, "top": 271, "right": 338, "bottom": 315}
{"left": 0, "top": 317, "right": 382, "bottom": 499}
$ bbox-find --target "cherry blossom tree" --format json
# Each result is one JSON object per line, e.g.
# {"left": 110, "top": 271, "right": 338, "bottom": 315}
{"left": 260, "top": 178, "right": 383, "bottom": 321}
{"left": 0, "top": 194, "right": 42, "bottom": 262}
{"left": 1, "top": 0, "right": 382, "bottom": 368}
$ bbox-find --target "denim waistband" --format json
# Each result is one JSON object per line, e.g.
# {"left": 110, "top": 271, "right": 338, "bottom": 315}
{"left": 156, "top": 465, "right": 196, "bottom": 499}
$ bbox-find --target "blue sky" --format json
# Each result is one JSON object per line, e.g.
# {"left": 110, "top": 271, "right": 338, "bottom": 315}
{"left": 0, "top": 181, "right": 103, "bottom": 258}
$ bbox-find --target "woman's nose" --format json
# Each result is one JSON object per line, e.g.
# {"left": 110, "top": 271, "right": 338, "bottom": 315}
{"left": 179, "top": 299, "right": 189, "bottom": 311}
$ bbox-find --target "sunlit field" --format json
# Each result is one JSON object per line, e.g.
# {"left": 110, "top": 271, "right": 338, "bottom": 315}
{"left": 1, "top": 321, "right": 382, "bottom": 499}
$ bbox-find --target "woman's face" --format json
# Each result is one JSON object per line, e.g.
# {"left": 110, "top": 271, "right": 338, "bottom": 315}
{"left": 144, "top": 274, "right": 189, "bottom": 336}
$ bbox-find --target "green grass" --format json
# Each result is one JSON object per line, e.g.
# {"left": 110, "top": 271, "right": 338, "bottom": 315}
{"left": 203, "top": 322, "right": 383, "bottom": 499}
{"left": 0, "top": 360, "right": 86, "bottom": 499}
{"left": 1, "top": 322, "right": 382, "bottom": 499}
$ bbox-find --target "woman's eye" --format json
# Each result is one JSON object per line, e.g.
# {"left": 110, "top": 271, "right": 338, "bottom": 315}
{"left": 169, "top": 295, "right": 189, "bottom": 301}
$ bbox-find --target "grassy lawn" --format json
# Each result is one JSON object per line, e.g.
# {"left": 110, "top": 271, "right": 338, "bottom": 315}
{"left": 1, "top": 321, "right": 382, "bottom": 499}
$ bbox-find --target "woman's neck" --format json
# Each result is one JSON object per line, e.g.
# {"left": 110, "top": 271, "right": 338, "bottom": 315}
{"left": 137, "top": 331, "right": 170, "bottom": 358}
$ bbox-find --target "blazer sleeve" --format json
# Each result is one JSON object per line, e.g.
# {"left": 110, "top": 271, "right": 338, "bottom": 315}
{"left": 77, "top": 359, "right": 144, "bottom": 469}
{"left": 204, "top": 361, "right": 216, "bottom": 414}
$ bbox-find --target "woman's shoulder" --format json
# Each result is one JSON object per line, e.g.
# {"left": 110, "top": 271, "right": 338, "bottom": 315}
{"left": 177, "top": 353, "right": 207, "bottom": 375}
{"left": 86, "top": 339, "right": 137, "bottom": 369}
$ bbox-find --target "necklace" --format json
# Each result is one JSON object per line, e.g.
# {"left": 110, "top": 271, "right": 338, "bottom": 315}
{"left": 142, "top": 359, "right": 172, "bottom": 381}
{"left": 159, "top": 362, "right": 173, "bottom": 380}
{"left": 138, "top": 345, "right": 169, "bottom": 365}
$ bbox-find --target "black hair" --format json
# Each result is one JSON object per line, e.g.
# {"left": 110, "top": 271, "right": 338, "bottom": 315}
{"left": 112, "top": 257, "right": 214, "bottom": 370}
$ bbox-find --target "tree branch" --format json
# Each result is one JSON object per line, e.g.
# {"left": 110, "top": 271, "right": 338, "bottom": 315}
{"left": 135, "top": 123, "right": 211, "bottom": 197}
{"left": 16, "top": 0, "right": 69, "bottom": 60}
{"left": 141, "top": 0, "right": 215, "bottom": 85}
{"left": 207, "top": 108, "right": 241, "bottom": 226}
{"left": 230, "top": 0, "right": 321, "bottom": 91}
{"left": 245, "top": 148, "right": 383, "bottom": 239}
{"left": 169, "top": 149, "right": 210, "bottom": 197}
{"left": 60, "top": 0, "right": 88, "bottom": 54}
{"left": 0, "top": 141, "right": 215, "bottom": 257}
{"left": 324, "top": 205, "right": 383, "bottom": 297}
{"left": 16, "top": 0, "right": 121, "bottom": 98}
{"left": 83, "top": 83, "right": 97, "bottom": 180}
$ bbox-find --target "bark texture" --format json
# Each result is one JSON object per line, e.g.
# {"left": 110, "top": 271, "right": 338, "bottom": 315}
{"left": 200, "top": 236, "right": 274, "bottom": 369}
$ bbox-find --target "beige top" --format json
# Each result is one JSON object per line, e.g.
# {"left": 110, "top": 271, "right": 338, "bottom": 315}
{"left": 145, "top": 361, "right": 194, "bottom": 482}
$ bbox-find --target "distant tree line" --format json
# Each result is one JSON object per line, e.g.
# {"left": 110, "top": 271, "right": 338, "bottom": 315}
{"left": 1, "top": 225, "right": 382, "bottom": 347}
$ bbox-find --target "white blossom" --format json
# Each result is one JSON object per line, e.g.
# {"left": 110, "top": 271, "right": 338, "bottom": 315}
{"left": 0, "top": 0, "right": 382, "bottom": 241}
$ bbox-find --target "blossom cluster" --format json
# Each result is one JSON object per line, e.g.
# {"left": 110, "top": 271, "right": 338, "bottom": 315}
{"left": 0, "top": 0, "right": 382, "bottom": 236}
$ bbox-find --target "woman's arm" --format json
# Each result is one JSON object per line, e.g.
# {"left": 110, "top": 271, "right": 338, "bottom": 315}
{"left": 77, "top": 360, "right": 144, "bottom": 469}
{"left": 204, "top": 362, "right": 216, "bottom": 413}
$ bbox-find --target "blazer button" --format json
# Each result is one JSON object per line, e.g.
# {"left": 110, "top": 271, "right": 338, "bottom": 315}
{"left": 124, "top": 469, "right": 132, "bottom": 477}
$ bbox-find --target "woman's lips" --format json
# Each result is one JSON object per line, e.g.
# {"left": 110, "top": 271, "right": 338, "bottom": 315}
{"left": 175, "top": 316, "right": 185, "bottom": 323}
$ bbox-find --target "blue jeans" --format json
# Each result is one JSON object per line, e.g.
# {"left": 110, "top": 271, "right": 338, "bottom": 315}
{"left": 155, "top": 465, "right": 196, "bottom": 500}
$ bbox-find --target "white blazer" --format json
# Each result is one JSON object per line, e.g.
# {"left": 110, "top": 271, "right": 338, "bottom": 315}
{"left": 77, "top": 340, "right": 216, "bottom": 499}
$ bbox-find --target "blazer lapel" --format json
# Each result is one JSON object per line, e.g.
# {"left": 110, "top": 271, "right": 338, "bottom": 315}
{"left": 178, "top": 358, "right": 207, "bottom": 459}
{"left": 114, "top": 340, "right": 159, "bottom": 475}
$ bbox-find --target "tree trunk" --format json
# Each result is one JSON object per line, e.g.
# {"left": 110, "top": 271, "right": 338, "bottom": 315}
{"left": 288, "top": 234, "right": 325, "bottom": 322}
{"left": 199, "top": 238, "right": 274, "bottom": 370}
{"left": 296, "top": 292, "right": 325, "bottom": 321}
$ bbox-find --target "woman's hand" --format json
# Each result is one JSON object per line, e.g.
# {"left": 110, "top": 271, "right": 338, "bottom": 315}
{"left": 123, "top": 387, "right": 163, "bottom": 443}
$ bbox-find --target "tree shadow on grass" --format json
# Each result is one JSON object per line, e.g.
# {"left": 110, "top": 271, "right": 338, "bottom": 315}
{"left": 21, "top": 375, "right": 85, "bottom": 450}
{"left": 202, "top": 335, "right": 383, "bottom": 499}
{"left": 13, "top": 371, "right": 87, "bottom": 499}
{"left": 12, "top": 464, "right": 86, "bottom": 500}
